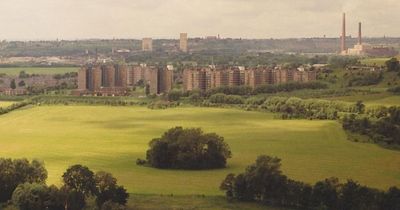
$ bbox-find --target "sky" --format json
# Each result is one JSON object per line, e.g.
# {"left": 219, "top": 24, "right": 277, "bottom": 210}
{"left": 0, "top": 0, "right": 399, "bottom": 40}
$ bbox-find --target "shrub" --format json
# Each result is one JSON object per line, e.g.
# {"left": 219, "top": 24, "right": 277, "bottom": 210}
{"left": 209, "top": 93, "right": 244, "bottom": 104}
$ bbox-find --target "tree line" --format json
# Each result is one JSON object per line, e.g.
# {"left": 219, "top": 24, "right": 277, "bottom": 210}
{"left": 220, "top": 155, "right": 400, "bottom": 210}
{"left": 342, "top": 106, "right": 400, "bottom": 146}
{"left": 0, "top": 158, "right": 128, "bottom": 210}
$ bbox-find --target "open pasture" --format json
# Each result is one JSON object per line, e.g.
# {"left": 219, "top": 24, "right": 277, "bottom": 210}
{"left": 0, "top": 106, "right": 399, "bottom": 195}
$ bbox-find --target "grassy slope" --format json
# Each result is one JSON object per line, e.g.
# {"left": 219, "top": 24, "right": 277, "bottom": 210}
{"left": 359, "top": 57, "right": 390, "bottom": 67}
{"left": 0, "top": 67, "right": 78, "bottom": 75}
{"left": 0, "top": 106, "right": 399, "bottom": 196}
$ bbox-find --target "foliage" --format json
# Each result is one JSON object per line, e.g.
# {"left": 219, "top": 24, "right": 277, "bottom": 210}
{"left": 342, "top": 107, "right": 400, "bottom": 146}
{"left": 10, "top": 79, "right": 16, "bottom": 89}
{"left": 259, "top": 96, "right": 357, "bottom": 120}
{"left": 388, "top": 86, "right": 400, "bottom": 94}
{"left": 0, "top": 158, "right": 47, "bottom": 203}
{"left": 11, "top": 183, "right": 64, "bottom": 210}
{"left": 253, "top": 81, "right": 328, "bottom": 95}
{"left": 345, "top": 71, "right": 383, "bottom": 87}
{"left": 385, "top": 58, "right": 400, "bottom": 72}
{"left": 145, "top": 127, "right": 232, "bottom": 169}
{"left": 221, "top": 155, "right": 400, "bottom": 210}
{"left": 0, "top": 101, "right": 32, "bottom": 116}
{"left": 166, "top": 90, "right": 183, "bottom": 101}
{"left": 30, "top": 95, "right": 146, "bottom": 106}
{"left": 95, "top": 171, "right": 129, "bottom": 207}
{"left": 209, "top": 93, "right": 244, "bottom": 104}
{"left": 147, "top": 101, "right": 180, "bottom": 109}
{"left": 18, "top": 80, "right": 26, "bottom": 87}
{"left": 328, "top": 56, "right": 359, "bottom": 68}
{"left": 62, "top": 165, "right": 97, "bottom": 196}
{"left": 203, "top": 81, "right": 327, "bottom": 97}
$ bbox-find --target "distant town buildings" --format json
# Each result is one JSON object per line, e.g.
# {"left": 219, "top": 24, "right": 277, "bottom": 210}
{"left": 0, "top": 74, "right": 76, "bottom": 96}
{"left": 142, "top": 38, "right": 153, "bottom": 52}
{"left": 183, "top": 67, "right": 316, "bottom": 92}
{"left": 180, "top": 33, "right": 188, "bottom": 53}
{"left": 75, "top": 63, "right": 173, "bottom": 96}
{"left": 340, "top": 13, "right": 398, "bottom": 57}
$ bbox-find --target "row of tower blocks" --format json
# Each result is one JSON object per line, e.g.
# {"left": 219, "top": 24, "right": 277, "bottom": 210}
{"left": 183, "top": 67, "right": 317, "bottom": 91}
{"left": 76, "top": 65, "right": 316, "bottom": 95}
{"left": 75, "top": 64, "right": 173, "bottom": 96}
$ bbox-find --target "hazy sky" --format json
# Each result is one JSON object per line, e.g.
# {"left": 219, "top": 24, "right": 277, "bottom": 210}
{"left": 0, "top": 0, "right": 399, "bottom": 40}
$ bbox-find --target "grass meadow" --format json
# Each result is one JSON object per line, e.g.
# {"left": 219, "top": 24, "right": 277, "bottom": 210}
{"left": 0, "top": 67, "right": 78, "bottom": 75}
{"left": 0, "top": 106, "right": 399, "bottom": 196}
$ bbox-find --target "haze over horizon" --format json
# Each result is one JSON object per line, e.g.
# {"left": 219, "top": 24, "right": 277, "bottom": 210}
{"left": 0, "top": 0, "right": 399, "bottom": 40}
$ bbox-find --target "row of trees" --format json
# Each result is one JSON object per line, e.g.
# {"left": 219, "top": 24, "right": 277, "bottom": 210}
{"left": 142, "top": 127, "right": 232, "bottom": 170}
{"left": 166, "top": 82, "right": 328, "bottom": 102}
{"left": 342, "top": 106, "right": 400, "bottom": 146}
{"left": 388, "top": 86, "right": 400, "bottom": 94}
{"left": 259, "top": 97, "right": 360, "bottom": 120}
{"left": 220, "top": 155, "right": 400, "bottom": 210}
{"left": 30, "top": 96, "right": 146, "bottom": 107}
{"left": 203, "top": 82, "right": 327, "bottom": 97}
{"left": 0, "top": 159, "right": 129, "bottom": 210}
{"left": 345, "top": 71, "right": 383, "bottom": 87}
{"left": 0, "top": 101, "right": 32, "bottom": 115}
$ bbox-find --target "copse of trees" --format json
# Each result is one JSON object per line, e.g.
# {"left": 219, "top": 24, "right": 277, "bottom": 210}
{"left": 30, "top": 95, "right": 147, "bottom": 107}
{"left": 253, "top": 81, "right": 328, "bottom": 95}
{"left": 345, "top": 71, "right": 383, "bottom": 87}
{"left": 62, "top": 165, "right": 129, "bottom": 209}
{"left": 0, "top": 158, "right": 47, "bottom": 203}
{"left": 328, "top": 56, "right": 359, "bottom": 68}
{"left": 259, "top": 96, "right": 358, "bottom": 120}
{"left": 209, "top": 93, "right": 244, "bottom": 104}
{"left": 388, "top": 86, "right": 400, "bottom": 94}
{"left": 0, "top": 160, "right": 128, "bottom": 210}
{"left": 342, "top": 106, "right": 400, "bottom": 146}
{"left": 385, "top": 57, "right": 400, "bottom": 72}
{"left": 143, "top": 127, "right": 232, "bottom": 170}
{"left": 203, "top": 81, "right": 328, "bottom": 97}
{"left": 220, "top": 155, "right": 400, "bottom": 210}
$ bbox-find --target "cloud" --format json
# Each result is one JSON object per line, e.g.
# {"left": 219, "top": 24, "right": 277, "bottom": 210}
{"left": 0, "top": 0, "right": 398, "bottom": 40}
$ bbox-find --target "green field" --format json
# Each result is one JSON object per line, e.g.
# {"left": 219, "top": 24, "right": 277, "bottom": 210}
{"left": 360, "top": 57, "right": 390, "bottom": 66}
{"left": 0, "top": 101, "right": 16, "bottom": 108}
{"left": 328, "top": 92, "right": 400, "bottom": 107}
{"left": 0, "top": 106, "right": 399, "bottom": 196}
{"left": 0, "top": 67, "right": 78, "bottom": 75}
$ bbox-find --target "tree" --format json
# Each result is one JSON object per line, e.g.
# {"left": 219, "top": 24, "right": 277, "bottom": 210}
{"left": 145, "top": 84, "right": 150, "bottom": 96}
{"left": 381, "top": 187, "right": 400, "bottom": 210}
{"left": 145, "top": 127, "right": 232, "bottom": 169}
{"left": 61, "top": 187, "right": 86, "bottom": 210}
{"left": 18, "top": 80, "right": 26, "bottom": 87}
{"left": 62, "top": 165, "right": 96, "bottom": 197}
{"left": 385, "top": 58, "right": 400, "bottom": 72}
{"left": 355, "top": 101, "right": 365, "bottom": 114}
{"left": 312, "top": 177, "right": 340, "bottom": 210}
{"left": 10, "top": 79, "right": 16, "bottom": 89}
{"left": 11, "top": 183, "right": 64, "bottom": 210}
{"left": 95, "top": 171, "right": 129, "bottom": 207}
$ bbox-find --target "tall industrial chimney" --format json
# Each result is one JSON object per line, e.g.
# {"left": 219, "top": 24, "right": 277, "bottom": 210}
{"left": 358, "top": 22, "right": 362, "bottom": 45}
{"left": 341, "top": 13, "right": 346, "bottom": 53}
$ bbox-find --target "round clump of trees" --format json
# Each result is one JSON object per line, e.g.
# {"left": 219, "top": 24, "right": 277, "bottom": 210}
{"left": 142, "top": 127, "right": 232, "bottom": 170}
